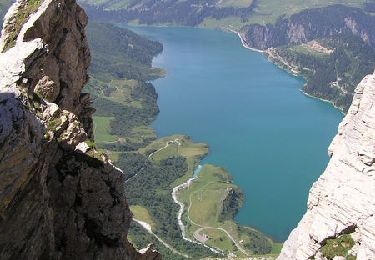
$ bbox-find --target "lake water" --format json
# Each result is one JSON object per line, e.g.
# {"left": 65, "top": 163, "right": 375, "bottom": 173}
{"left": 127, "top": 26, "right": 343, "bottom": 241}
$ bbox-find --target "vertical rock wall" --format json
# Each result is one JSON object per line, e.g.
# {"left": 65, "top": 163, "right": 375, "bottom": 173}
{"left": 279, "top": 72, "right": 375, "bottom": 259}
{"left": 0, "top": 0, "right": 159, "bottom": 259}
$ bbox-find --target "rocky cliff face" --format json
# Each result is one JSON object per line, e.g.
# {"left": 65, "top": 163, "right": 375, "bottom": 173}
{"left": 240, "top": 5, "right": 375, "bottom": 50}
{"left": 278, "top": 71, "right": 375, "bottom": 259}
{"left": 0, "top": 0, "right": 159, "bottom": 259}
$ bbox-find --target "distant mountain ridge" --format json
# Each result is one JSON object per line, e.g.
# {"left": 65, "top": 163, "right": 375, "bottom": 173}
{"left": 81, "top": 0, "right": 255, "bottom": 26}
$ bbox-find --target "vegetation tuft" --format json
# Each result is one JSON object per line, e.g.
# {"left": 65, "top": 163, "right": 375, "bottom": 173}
{"left": 320, "top": 234, "right": 356, "bottom": 260}
{"left": 47, "top": 118, "right": 62, "bottom": 132}
{"left": 3, "top": 0, "right": 42, "bottom": 51}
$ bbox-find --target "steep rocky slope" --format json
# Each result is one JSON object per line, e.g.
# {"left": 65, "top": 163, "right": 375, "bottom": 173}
{"left": 278, "top": 71, "right": 375, "bottom": 259}
{"left": 0, "top": 0, "right": 159, "bottom": 259}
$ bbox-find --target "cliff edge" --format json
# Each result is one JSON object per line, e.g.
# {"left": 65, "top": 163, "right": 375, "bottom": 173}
{"left": 279, "top": 71, "right": 375, "bottom": 259}
{"left": 0, "top": 0, "right": 159, "bottom": 259}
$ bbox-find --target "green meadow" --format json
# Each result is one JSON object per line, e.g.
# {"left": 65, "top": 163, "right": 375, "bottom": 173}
{"left": 177, "top": 164, "right": 278, "bottom": 257}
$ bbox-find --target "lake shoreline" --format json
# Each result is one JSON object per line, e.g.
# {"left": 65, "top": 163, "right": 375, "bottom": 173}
{"left": 130, "top": 24, "right": 343, "bottom": 242}
{"left": 228, "top": 28, "right": 346, "bottom": 114}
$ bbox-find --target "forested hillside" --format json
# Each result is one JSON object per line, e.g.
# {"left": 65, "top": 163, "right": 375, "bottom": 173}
{"left": 241, "top": 5, "right": 375, "bottom": 111}
{"left": 86, "top": 22, "right": 277, "bottom": 258}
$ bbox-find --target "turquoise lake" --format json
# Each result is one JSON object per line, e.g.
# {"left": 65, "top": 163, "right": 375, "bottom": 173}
{"left": 127, "top": 26, "right": 343, "bottom": 241}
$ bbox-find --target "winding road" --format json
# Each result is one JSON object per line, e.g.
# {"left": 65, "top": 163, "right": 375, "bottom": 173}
{"left": 131, "top": 138, "right": 248, "bottom": 257}
{"left": 126, "top": 139, "right": 182, "bottom": 184}
{"left": 133, "top": 218, "right": 189, "bottom": 258}
{"left": 148, "top": 138, "right": 182, "bottom": 159}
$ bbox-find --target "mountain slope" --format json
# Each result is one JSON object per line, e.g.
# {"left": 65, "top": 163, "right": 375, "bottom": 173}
{"left": 0, "top": 0, "right": 159, "bottom": 258}
{"left": 279, "top": 71, "right": 375, "bottom": 259}
{"left": 240, "top": 5, "right": 375, "bottom": 111}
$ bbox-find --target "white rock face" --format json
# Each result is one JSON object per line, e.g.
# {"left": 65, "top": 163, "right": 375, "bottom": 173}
{"left": 279, "top": 72, "right": 375, "bottom": 260}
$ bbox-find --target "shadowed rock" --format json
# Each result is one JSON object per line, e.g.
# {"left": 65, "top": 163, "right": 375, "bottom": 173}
{"left": 0, "top": 0, "right": 160, "bottom": 259}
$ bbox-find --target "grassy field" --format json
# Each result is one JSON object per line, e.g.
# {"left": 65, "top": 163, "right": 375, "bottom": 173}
{"left": 177, "top": 164, "right": 278, "bottom": 257}
{"left": 179, "top": 164, "right": 244, "bottom": 255}
{"left": 290, "top": 44, "right": 330, "bottom": 58}
{"left": 130, "top": 205, "right": 156, "bottom": 229}
{"left": 200, "top": 16, "right": 248, "bottom": 30}
{"left": 184, "top": 165, "right": 233, "bottom": 227}
{"left": 204, "top": 228, "right": 237, "bottom": 252}
{"left": 93, "top": 116, "right": 117, "bottom": 143}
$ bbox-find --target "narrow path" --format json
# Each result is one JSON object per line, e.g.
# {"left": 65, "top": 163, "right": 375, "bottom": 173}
{"left": 148, "top": 138, "right": 181, "bottom": 159}
{"left": 226, "top": 26, "right": 264, "bottom": 53}
{"left": 133, "top": 218, "right": 189, "bottom": 258}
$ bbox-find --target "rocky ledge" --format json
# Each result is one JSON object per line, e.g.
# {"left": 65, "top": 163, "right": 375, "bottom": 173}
{"left": 0, "top": 0, "right": 159, "bottom": 259}
{"left": 279, "top": 71, "right": 375, "bottom": 259}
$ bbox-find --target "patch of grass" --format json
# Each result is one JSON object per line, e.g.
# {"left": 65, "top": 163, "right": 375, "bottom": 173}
{"left": 85, "top": 139, "right": 96, "bottom": 149}
{"left": 178, "top": 164, "right": 232, "bottom": 224}
{"left": 271, "top": 242, "right": 283, "bottom": 254}
{"left": 177, "top": 164, "right": 272, "bottom": 256}
{"left": 3, "top": 0, "right": 42, "bottom": 51}
{"left": 204, "top": 228, "right": 236, "bottom": 253}
{"left": 130, "top": 205, "right": 156, "bottom": 230}
{"left": 93, "top": 116, "right": 118, "bottom": 143}
{"left": 320, "top": 234, "right": 356, "bottom": 260}
{"left": 140, "top": 135, "right": 208, "bottom": 162}
{"left": 47, "top": 117, "right": 62, "bottom": 131}
{"left": 200, "top": 16, "right": 243, "bottom": 30}
{"left": 290, "top": 44, "right": 331, "bottom": 59}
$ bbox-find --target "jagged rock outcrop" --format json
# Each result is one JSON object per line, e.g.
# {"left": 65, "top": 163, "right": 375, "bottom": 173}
{"left": 240, "top": 5, "right": 375, "bottom": 50}
{"left": 278, "top": 71, "right": 375, "bottom": 259}
{"left": 0, "top": 0, "right": 160, "bottom": 259}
